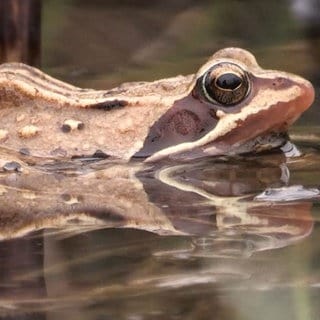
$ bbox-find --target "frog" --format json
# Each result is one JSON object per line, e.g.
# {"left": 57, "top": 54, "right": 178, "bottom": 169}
{"left": 0, "top": 47, "right": 314, "bottom": 163}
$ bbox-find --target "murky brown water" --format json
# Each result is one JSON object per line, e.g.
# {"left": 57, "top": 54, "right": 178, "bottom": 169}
{"left": 1, "top": 0, "right": 320, "bottom": 319}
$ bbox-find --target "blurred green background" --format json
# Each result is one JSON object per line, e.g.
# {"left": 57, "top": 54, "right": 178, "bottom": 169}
{"left": 41, "top": 0, "right": 320, "bottom": 125}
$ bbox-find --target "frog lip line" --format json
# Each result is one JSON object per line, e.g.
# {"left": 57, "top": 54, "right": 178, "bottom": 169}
{"left": 145, "top": 81, "right": 315, "bottom": 162}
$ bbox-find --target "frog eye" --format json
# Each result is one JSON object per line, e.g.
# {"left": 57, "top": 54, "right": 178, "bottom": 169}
{"left": 200, "top": 63, "right": 250, "bottom": 106}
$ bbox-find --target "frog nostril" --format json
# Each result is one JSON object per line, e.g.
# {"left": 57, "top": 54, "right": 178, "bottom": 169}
{"left": 271, "top": 77, "right": 291, "bottom": 89}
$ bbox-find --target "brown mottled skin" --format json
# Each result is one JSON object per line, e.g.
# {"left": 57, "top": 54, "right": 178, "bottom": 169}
{"left": 0, "top": 48, "right": 315, "bottom": 162}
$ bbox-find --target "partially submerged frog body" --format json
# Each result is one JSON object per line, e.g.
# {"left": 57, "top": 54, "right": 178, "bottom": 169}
{"left": 0, "top": 48, "right": 314, "bottom": 162}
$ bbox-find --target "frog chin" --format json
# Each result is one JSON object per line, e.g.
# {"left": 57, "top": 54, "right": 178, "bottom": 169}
{"left": 167, "top": 131, "right": 289, "bottom": 161}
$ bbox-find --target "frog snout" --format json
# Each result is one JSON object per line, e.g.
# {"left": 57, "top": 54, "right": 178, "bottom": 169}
{"left": 290, "top": 74, "right": 315, "bottom": 113}
{"left": 300, "top": 78, "right": 315, "bottom": 112}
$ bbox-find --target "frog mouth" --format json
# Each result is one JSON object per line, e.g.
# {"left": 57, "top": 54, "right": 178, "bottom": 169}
{"left": 156, "top": 131, "right": 289, "bottom": 161}
{"left": 173, "top": 132, "right": 290, "bottom": 160}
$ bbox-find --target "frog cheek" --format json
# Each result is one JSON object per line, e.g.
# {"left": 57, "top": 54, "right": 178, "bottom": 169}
{"left": 134, "top": 95, "right": 219, "bottom": 158}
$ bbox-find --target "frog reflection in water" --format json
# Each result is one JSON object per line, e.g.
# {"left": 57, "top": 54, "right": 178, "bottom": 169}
{"left": 0, "top": 48, "right": 315, "bottom": 163}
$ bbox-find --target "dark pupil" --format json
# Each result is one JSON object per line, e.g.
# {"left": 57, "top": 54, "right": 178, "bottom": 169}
{"left": 216, "top": 73, "right": 242, "bottom": 90}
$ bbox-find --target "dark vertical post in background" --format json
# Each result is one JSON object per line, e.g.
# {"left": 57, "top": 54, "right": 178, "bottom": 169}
{"left": 0, "top": 0, "right": 41, "bottom": 66}
{"left": 0, "top": 1, "right": 44, "bottom": 318}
